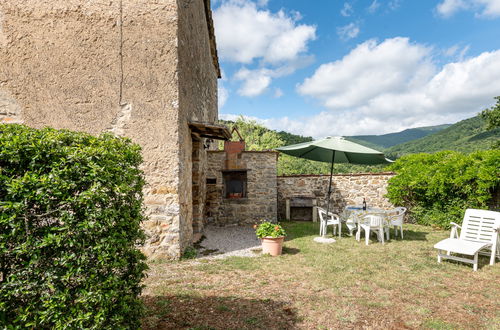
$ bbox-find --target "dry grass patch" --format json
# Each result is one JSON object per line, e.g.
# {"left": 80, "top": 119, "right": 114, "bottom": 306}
{"left": 142, "top": 222, "right": 500, "bottom": 329}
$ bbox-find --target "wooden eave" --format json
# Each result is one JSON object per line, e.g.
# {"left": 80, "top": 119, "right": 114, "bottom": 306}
{"left": 189, "top": 121, "right": 231, "bottom": 140}
{"left": 203, "top": 0, "right": 221, "bottom": 78}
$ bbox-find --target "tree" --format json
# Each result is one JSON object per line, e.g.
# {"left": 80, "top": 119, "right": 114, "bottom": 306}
{"left": 481, "top": 96, "right": 500, "bottom": 148}
{"left": 218, "top": 117, "right": 389, "bottom": 175}
{"left": 481, "top": 96, "right": 500, "bottom": 129}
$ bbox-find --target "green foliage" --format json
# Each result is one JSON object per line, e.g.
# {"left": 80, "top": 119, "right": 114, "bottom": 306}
{"left": 481, "top": 96, "right": 500, "bottom": 130}
{"left": 182, "top": 246, "right": 198, "bottom": 259}
{"left": 481, "top": 96, "right": 500, "bottom": 148}
{"left": 386, "top": 114, "right": 500, "bottom": 158}
{"left": 219, "top": 118, "right": 388, "bottom": 175}
{"left": 255, "top": 221, "right": 286, "bottom": 238}
{"left": 386, "top": 150, "right": 500, "bottom": 228}
{"left": 219, "top": 117, "right": 284, "bottom": 150}
{"left": 0, "top": 125, "right": 147, "bottom": 328}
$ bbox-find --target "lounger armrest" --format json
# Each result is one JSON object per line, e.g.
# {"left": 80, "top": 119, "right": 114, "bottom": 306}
{"left": 450, "top": 222, "right": 461, "bottom": 239}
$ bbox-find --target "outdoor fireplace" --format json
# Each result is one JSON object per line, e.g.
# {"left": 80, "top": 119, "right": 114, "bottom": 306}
{"left": 222, "top": 130, "right": 248, "bottom": 200}
{"left": 222, "top": 169, "right": 247, "bottom": 199}
{"left": 286, "top": 196, "right": 317, "bottom": 221}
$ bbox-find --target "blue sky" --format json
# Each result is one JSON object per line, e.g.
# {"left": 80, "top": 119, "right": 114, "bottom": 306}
{"left": 212, "top": 0, "right": 500, "bottom": 137}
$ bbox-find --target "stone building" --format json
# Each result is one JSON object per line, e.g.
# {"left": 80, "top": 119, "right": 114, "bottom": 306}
{"left": 0, "top": 0, "right": 229, "bottom": 259}
{"left": 205, "top": 141, "right": 278, "bottom": 226}
{"left": 0, "top": 0, "right": 400, "bottom": 260}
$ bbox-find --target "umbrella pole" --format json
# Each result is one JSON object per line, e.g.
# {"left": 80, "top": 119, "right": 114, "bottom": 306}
{"left": 323, "top": 152, "right": 335, "bottom": 238}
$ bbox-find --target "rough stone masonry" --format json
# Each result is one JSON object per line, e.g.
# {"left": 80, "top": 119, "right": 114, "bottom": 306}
{"left": 0, "top": 0, "right": 220, "bottom": 259}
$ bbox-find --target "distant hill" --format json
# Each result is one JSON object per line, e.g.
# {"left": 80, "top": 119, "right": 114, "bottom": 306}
{"left": 276, "top": 130, "right": 313, "bottom": 145}
{"left": 345, "top": 124, "right": 451, "bottom": 150}
{"left": 386, "top": 115, "right": 500, "bottom": 158}
{"left": 219, "top": 114, "right": 498, "bottom": 174}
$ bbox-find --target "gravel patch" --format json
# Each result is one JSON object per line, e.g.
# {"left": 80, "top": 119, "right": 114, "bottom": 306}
{"left": 196, "top": 225, "right": 262, "bottom": 259}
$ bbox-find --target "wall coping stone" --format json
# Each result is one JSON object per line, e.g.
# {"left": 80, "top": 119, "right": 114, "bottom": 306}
{"left": 208, "top": 150, "right": 279, "bottom": 160}
{"left": 208, "top": 150, "right": 279, "bottom": 154}
{"left": 278, "top": 172, "right": 395, "bottom": 178}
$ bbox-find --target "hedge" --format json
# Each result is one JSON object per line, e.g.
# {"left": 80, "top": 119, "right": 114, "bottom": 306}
{"left": 0, "top": 125, "right": 147, "bottom": 328}
{"left": 386, "top": 150, "right": 500, "bottom": 228}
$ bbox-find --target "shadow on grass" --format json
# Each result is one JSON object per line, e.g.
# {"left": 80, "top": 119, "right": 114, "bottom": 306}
{"left": 438, "top": 253, "right": 496, "bottom": 271}
{"left": 142, "top": 294, "right": 299, "bottom": 329}
{"left": 282, "top": 246, "right": 300, "bottom": 255}
{"left": 393, "top": 228, "right": 428, "bottom": 241}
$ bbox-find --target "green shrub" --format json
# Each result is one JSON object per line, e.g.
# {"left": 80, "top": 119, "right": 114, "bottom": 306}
{"left": 386, "top": 150, "right": 499, "bottom": 228}
{"left": 0, "top": 124, "right": 147, "bottom": 328}
{"left": 182, "top": 246, "right": 198, "bottom": 259}
{"left": 255, "top": 221, "right": 286, "bottom": 238}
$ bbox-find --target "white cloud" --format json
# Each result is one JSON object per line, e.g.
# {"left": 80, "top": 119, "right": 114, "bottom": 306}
{"left": 367, "top": 0, "right": 380, "bottom": 13}
{"left": 213, "top": 0, "right": 316, "bottom": 97}
{"left": 231, "top": 56, "right": 314, "bottom": 97}
{"left": 234, "top": 68, "right": 272, "bottom": 97}
{"left": 341, "top": 3, "right": 354, "bottom": 17}
{"left": 444, "top": 44, "right": 470, "bottom": 61}
{"left": 277, "top": 37, "right": 500, "bottom": 137}
{"left": 298, "top": 38, "right": 433, "bottom": 108}
{"left": 444, "top": 45, "right": 460, "bottom": 57}
{"left": 437, "top": 0, "right": 468, "bottom": 17}
{"left": 337, "top": 22, "right": 360, "bottom": 40}
{"left": 218, "top": 84, "right": 229, "bottom": 108}
{"left": 213, "top": 0, "right": 316, "bottom": 64}
{"left": 274, "top": 88, "right": 284, "bottom": 98}
{"left": 388, "top": 0, "right": 401, "bottom": 10}
{"left": 219, "top": 113, "right": 265, "bottom": 124}
{"left": 477, "top": 0, "right": 500, "bottom": 16}
{"left": 256, "top": 0, "right": 269, "bottom": 7}
{"left": 437, "top": 0, "right": 500, "bottom": 18}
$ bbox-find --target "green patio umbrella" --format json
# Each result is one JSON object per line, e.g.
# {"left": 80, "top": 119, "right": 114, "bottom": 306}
{"left": 276, "top": 136, "right": 392, "bottom": 240}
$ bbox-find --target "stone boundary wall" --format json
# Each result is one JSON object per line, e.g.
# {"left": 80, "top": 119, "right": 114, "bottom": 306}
{"left": 277, "top": 172, "right": 395, "bottom": 219}
{"left": 206, "top": 151, "right": 278, "bottom": 226}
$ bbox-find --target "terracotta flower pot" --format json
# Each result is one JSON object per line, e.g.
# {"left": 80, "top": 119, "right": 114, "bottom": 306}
{"left": 261, "top": 236, "right": 285, "bottom": 256}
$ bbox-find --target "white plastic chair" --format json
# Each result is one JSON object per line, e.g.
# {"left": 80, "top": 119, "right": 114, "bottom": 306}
{"left": 318, "top": 207, "right": 341, "bottom": 237}
{"left": 387, "top": 207, "right": 407, "bottom": 239}
{"left": 341, "top": 207, "right": 355, "bottom": 236}
{"left": 358, "top": 214, "right": 385, "bottom": 245}
{"left": 434, "top": 209, "right": 500, "bottom": 271}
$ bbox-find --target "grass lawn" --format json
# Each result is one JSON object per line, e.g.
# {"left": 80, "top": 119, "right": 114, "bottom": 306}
{"left": 141, "top": 222, "right": 500, "bottom": 329}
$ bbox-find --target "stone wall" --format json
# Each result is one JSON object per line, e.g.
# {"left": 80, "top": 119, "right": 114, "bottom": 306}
{"left": 206, "top": 151, "right": 278, "bottom": 225}
{"left": 0, "top": 0, "right": 220, "bottom": 259}
{"left": 177, "top": 0, "right": 219, "bottom": 252}
{"left": 277, "top": 173, "right": 395, "bottom": 218}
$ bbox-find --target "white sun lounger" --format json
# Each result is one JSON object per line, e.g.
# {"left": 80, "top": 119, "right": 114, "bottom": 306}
{"left": 434, "top": 209, "right": 500, "bottom": 271}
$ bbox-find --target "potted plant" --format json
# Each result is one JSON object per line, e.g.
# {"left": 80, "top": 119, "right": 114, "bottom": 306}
{"left": 254, "top": 221, "right": 286, "bottom": 256}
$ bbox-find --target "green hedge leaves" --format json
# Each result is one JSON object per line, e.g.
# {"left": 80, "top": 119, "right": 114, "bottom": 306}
{"left": 386, "top": 150, "right": 500, "bottom": 228}
{"left": 0, "top": 125, "right": 147, "bottom": 329}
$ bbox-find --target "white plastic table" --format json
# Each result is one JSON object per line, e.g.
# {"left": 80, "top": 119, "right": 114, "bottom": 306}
{"left": 342, "top": 206, "right": 389, "bottom": 240}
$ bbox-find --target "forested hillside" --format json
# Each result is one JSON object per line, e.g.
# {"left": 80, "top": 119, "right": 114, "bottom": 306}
{"left": 346, "top": 124, "right": 450, "bottom": 149}
{"left": 218, "top": 112, "right": 498, "bottom": 175}
{"left": 386, "top": 115, "right": 500, "bottom": 158}
{"left": 219, "top": 118, "right": 387, "bottom": 175}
